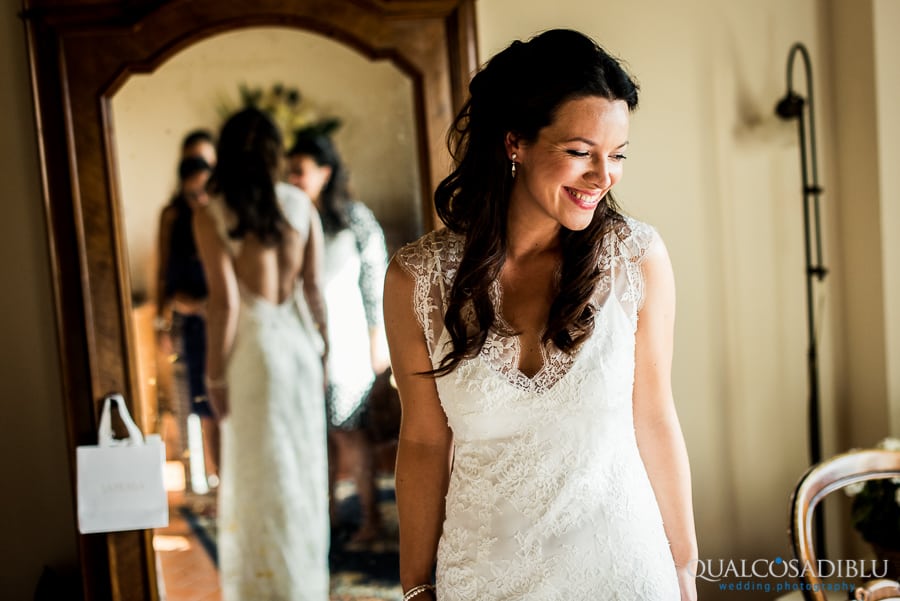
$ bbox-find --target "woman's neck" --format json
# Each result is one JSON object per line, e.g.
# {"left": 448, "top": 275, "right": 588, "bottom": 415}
{"left": 505, "top": 200, "right": 561, "bottom": 262}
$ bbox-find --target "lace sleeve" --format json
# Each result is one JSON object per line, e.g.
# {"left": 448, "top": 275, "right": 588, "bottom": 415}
{"left": 393, "top": 229, "right": 462, "bottom": 365}
{"left": 612, "top": 216, "right": 658, "bottom": 320}
{"left": 347, "top": 201, "right": 388, "bottom": 327}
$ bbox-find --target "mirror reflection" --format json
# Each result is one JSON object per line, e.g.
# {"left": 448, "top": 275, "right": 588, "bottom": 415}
{"left": 114, "top": 26, "right": 423, "bottom": 600}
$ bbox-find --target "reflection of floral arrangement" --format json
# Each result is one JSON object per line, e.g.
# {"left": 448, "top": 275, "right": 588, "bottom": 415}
{"left": 844, "top": 437, "right": 900, "bottom": 550}
{"left": 218, "top": 82, "right": 340, "bottom": 150}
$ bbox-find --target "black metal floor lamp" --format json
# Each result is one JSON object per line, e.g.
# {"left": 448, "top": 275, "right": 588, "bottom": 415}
{"left": 775, "top": 42, "right": 829, "bottom": 557}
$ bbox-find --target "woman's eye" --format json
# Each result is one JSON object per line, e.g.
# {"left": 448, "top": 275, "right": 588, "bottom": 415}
{"left": 566, "top": 149, "right": 590, "bottom": 157}
{"left": 610, "top": 153, "right": 628, "bottom": 161}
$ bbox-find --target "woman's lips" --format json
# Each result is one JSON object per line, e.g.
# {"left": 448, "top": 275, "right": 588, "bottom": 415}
{"left": 564, "top": 187, "right": 603, "bottom": 210}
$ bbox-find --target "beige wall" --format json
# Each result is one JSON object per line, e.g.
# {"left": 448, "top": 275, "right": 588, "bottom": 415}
{"left": 0, "top": 6, "right": 78, "bottom": 600}
{"left": 475, "top": 0, "right": 893, "bottom": 598}
{"left": 112, "top": 27, "right": 421, "bottom": 299}
{"left": 873, "top": 0, "right": 900, "bottom": 435}
{"left": 828, "top": 0, "right": 888, "bottom": 458}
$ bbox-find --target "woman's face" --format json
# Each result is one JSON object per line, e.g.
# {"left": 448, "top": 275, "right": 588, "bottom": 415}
{"left": 286, "top": 154, "right": 332, "bottom": 205}
{"left": 508, "top": 95, "right": 630, "bottom": 232}
{"left": 184, "top": 141, "right": 217, "bottom": 169}
{"left": 182, "top": 170, "right": 210, "bottom": 211}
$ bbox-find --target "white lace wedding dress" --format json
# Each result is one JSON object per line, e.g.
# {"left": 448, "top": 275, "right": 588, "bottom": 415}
{"left": 396, "top": 217, "right": 680, "bottom": 600}
{"left": 208, "top": 183, "right": 329, "bottom": 601}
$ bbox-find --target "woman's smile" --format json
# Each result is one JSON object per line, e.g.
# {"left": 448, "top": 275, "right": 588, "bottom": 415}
{"left": 506, "top": 95, "right": 630, "bottom": 232}
{"left": 564, "top": 186, "right": 604, "bottom": 209}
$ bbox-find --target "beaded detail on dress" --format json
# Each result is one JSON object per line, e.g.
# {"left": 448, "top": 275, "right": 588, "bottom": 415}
{"left": 395, "top": 216, "right": 678, "bottom": 601}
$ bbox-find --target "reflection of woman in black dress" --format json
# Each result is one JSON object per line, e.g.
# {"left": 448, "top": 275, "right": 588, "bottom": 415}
{"left": 155, "top": 155, "right": 219, "bottom": 486}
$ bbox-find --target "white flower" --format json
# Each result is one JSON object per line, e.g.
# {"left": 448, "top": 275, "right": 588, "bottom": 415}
{"left": 844, "top": 482, "right": 866, "bottom": 497}
{"left": 877, "top": 437, "right": 900, "bottom": 451}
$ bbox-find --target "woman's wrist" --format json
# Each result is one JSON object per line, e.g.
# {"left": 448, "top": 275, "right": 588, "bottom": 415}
{"left": 402, "top": 583, "right": 435, "bottom": 601}
{"left": 205, "top": 375, "right": 228, "bottom": 390}
{"left": 153, "top": 315, "right": 171, "bottom": 333}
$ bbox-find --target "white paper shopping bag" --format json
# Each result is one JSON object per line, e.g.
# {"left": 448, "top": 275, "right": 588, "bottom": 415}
{"left": 76, "top": 394, "right": 169, "bottom": 534}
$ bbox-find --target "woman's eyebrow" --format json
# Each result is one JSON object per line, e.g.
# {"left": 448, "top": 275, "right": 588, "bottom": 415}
{"left": 562, "top": 137, "right": 630, "bottom": 149}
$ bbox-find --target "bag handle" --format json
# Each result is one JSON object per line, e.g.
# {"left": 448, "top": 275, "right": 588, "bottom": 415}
{"left": 98, "top": 393, "right": 145, "bottom": 447}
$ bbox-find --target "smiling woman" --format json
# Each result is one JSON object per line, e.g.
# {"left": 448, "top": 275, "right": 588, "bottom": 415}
{"left": 385, "top": 29, "right": 697, "bottom": 601}
{"left": 506, "top": 96, "right": 631, "bottom": 232}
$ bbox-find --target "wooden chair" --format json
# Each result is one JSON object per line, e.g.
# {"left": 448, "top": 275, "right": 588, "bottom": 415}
{"left": 789, "top": 449, "right": 900, "bottom": 601}
{"left": 853, "top": 579, "right": 900, "bottom": 601}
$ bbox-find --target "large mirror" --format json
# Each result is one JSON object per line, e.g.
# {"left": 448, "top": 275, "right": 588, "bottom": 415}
{"left": 114, "top": 25, "right": 424, "bottom": 599}
{"left": 23, "top": 1, "right": 477, "bottom": 599}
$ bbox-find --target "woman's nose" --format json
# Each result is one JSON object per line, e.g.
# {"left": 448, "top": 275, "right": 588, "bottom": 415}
{"left": 586, "top": 159, "right": 611, "bottom": 188}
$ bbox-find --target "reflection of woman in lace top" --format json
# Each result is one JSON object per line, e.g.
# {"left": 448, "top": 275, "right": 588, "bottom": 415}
{"left": 384, "top": 29, "right": 698, "bottom": 601}
{"left": 287, "top": 131, "right": 390, "bottom": 543}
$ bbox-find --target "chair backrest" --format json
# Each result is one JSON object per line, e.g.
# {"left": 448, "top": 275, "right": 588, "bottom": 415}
{"left": 854, "top": 579, "right": 900, "bottom": 601}
{"left": 789, "top": 449, "right": 900, "bottom": 601}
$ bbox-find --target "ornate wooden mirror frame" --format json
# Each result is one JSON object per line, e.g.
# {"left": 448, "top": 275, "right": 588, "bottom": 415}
{"left": 22, "top": 1, "right": 477, "bottom": 599}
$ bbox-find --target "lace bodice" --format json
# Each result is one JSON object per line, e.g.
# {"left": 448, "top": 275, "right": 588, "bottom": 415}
{"left": 396, "top": 216, "right": 655, "bottom": 394}
{"left": 394, "top": 217, "right": 679, "bottom": 600}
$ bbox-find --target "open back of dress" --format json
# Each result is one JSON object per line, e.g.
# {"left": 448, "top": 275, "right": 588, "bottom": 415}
{"left": 208, "top": 182, "right": 329, "bottom": 601}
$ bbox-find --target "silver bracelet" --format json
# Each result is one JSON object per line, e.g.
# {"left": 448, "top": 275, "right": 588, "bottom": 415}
{"left": 402, "top": 584, "right": 435, "bottom": 601}
{"left": 153, "top": 316, "right": 171, "bottom": 332}
{"left": 204, "top": 375, "right": 228, "bottom": 390}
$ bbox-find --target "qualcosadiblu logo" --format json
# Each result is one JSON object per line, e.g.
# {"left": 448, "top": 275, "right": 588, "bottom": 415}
{"left": 689, "top": 556, "right": 889, "bottom": 582}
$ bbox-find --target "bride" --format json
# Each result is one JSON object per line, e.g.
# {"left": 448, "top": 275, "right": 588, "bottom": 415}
{"left": 193, "top": 107, "right": 330, "bottom": 600}
{"left": 385, "top": 29, "right": 698, "bottom": 601}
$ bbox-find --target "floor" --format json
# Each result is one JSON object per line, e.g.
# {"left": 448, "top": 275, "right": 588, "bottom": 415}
{"left": 153, "top": 455, "right": 402, "bottom": 601}
{"left": 154, "top": 482, "right": 221, "bottom": 601}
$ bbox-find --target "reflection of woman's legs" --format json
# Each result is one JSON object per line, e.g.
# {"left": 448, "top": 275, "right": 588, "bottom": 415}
{"left": 327, "top": 429, "right": 339, "bottom": 525}
{"left": 200, "top": 416, "right": 220, "bottom": 482}
{"left": 329, "top": 427, "right": 381, "bottom": 540}
{"left": 346, "top": 428, "right": 381, "bottom": 542}
{"left": 181, "top": 314, "right": 219, "bottom": 481}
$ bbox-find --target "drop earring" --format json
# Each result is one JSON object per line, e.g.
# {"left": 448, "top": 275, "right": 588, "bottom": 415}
{"left": 510, "top": 153, "right": 517, "bottom": 178}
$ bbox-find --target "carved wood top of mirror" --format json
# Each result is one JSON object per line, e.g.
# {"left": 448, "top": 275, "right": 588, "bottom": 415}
{"left": 23, "top": 1, "right": 476, "bottom": 599}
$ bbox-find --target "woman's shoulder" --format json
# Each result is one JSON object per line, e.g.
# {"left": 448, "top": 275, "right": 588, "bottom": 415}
{"left": 276, "top": 181, "right": 312, "bottom": 208}
{"left": 196, "top": 195, "right": 233, "bottom": 243}
{"left": 275, "top": 182, "right": 313, "bottom": 235}
{"left": 159, "top": 199, "right": 182, "bottom": 225}
{"left": 345, "top": 199, "right": 375, "bottom": 220}
{"left": 608, "top": 213, "right": 659, "bottom": 264}
{"left": 398, "top": 227, "right": 464, "bottom": 259}
{"left": 393, "top": 227, "right": 465, "bottom": 277}
{"left": 345, "top": 200, "right": 385, "bottom": 236}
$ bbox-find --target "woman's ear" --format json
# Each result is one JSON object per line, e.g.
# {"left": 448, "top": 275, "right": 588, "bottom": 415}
{"left": 504, "top": 132, "right": 522, "bottom": 160}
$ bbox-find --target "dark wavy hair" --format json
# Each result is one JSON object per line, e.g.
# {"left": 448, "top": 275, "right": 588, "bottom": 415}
{"left": 432, "top": 28, "right": 640, "bottom": 376}
{"left": 286, "top": 131, "right": 351, "bottom": 235}
{"left": 209, "top": 108, "right": 286, "bottom": 246}
{"left": 181, "top": 129, "right": 215, "bottom": 154}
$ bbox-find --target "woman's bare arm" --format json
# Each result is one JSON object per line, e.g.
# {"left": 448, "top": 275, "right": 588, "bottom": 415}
{"left": 632, "top": 234, "right": 698, "bottom": 601}
{"left": 155, "top": 205, "right": 177, "bottom": 321}
{"left": 192, "top": 206, "right": 239, "bottom": 419}
{"left": 384, "top": 258, "right": 452, "bottom": 599}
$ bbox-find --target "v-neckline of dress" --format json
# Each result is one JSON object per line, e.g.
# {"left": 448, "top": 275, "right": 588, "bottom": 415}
{"left": 479, "top": 278, "right": 627, "bottom": 393}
